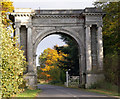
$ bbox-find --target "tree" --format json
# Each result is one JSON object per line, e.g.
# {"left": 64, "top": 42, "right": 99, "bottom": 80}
{"left": 0, "top": 0, "right": 27, "bottom": 97}
{"left": 1, "top": 0, "right": 14, "bottom": 26}
{"left": 55, "top": 34, "right": 79, "bottom": 76}
{"left": 38, "top": 48, "right": 67, "bottom": 83}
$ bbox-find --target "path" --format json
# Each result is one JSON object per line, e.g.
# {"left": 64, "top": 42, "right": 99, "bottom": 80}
{"left": 37, "top": 84, "right": 117, "bottom": 99}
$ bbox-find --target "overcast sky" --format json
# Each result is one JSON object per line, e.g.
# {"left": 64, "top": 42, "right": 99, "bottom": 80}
{"left": 36, "top": 35, "right": 66, "bottom": 66}
{"left": 11, "top": 0, "right": 95, "bottom": 66}
{"left": 11, "top": 0, "right": 95, "bottom": 9}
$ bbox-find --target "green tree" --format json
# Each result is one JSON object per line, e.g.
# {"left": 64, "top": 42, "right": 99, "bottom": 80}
{"left": 0, "top": 0, "right": 27, "bottom": 97}
{"left": 55, "top": 34, "right": 79, "bottom": 76}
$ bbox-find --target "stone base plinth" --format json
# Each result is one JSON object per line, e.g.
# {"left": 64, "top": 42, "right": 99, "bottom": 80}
{"left": 85, "top": 73, "right": 104, "bottom": 88}
{"left": 24, "top": 72, "right": 37, "bottom": 89}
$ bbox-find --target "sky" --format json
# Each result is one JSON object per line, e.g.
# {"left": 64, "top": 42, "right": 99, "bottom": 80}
{"left": 36, "top": 34, "right": 66, "bottom": 66}
{"left": 11, "top": 0, "right": 95, "bottom": 9}
{"left": 11, "top": 0, "right": 95, "bottom": 66}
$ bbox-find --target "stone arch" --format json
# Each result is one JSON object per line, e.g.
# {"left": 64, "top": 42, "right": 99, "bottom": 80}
{"left": 13, "top": 8, "right": 105, "bottom": 89}
{"left": 33, "top": 28, "right": 85, "bottom": 86}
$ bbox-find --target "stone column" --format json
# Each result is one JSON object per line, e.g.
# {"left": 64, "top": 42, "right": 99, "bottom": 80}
{"left": 79, "top": 53, "right": 85, "bottom": 87}
{"left": 33, "top": 54, "right": 37, "bottom": 74}
{"left": 25, "top": 24, "right": 37, "bottom": 89}
{"left": 85, "top": 25, "right": 92, "bottom": 71}
{"left": 97, "top": 25, "right": 103, "bottom": 70}
{"left": 15, "top": 23, "right": 20, "bottom": 45}
{"left": 27, "top": 24, "right": 34, "bottom": 72}
{"left": 79, "top": 54, "right": 82, "bottom": 86}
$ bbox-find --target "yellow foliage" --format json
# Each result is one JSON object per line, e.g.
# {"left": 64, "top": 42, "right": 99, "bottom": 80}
{"left": 39, "top": 48, "right": 68, "bottom": 81}
{"left": 1, "top": 0, "right": 14, "bottom": 12}
{"left": 1, "top": 0, "right": 14, "bottom": 26}
{"left": 0, "top": 0, "right": 27, "bottom": 97}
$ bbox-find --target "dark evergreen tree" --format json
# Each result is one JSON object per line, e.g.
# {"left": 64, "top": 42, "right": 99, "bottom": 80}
{"left": 55, "top": 33, "right": 79, "bottom": 76}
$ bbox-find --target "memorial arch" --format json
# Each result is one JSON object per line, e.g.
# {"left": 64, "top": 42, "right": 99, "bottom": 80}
{"left": 11, "top": 7, "right": 105, "bottom": 89}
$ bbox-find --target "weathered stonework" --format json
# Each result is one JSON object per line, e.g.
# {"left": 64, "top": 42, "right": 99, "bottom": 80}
{"left": 20, "top": 26, "right": 27, "bottom": 58}
{"left": 11, "top": 7, "right": 105, "bottom": 89}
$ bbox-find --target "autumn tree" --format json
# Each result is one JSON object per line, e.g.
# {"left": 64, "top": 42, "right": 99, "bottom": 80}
{"left": 38, "top": 48, "right": 67, "bottom": 84}
{"left": 0, "top": 0, "right": 27, "bottom": 97}
{"left": 1, "top": 0, "right": 14, "bottom": 26}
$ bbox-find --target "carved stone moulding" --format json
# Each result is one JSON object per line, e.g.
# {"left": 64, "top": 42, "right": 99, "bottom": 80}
{"left": 11, "top": 13, "right": 34, "bottom": 17}
{"left": 33, "top": 15, "right": 82, "bottom": 19}
{"left": 32, "top": 24, "right": 83, "bottom": 27}
{"left": 83, "top": 13, "right": 105, "bottom": 16}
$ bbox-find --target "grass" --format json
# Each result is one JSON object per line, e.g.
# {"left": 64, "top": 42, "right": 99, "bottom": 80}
{"left": 86, "top": 89, "right": 120, "bottom": 97}
{"left": 86, "top": 80, "right": 120, "bottom": 96}
{"left": 50, "top": 82, "right": 65, "bottom": 87}
{"left": 67, "top": 85, "right": 120, "bottom": 97}
{"left": 0, "top": 89, "right": 41, "bottom": 98}
{"left": 69, "top": 80, "right": 120, "bottom": 97}
{"left": 15, "top": 89, "right": 41, "bottom": 98}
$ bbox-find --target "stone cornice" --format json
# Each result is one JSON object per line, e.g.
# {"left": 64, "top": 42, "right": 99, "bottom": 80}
{"left": 33, "top": 15, "right": 83, "bottom": 19}
{"left": 11, "top": 8, "right": 105, "bottom": 17}
{"left": 11, "top": 13, "right": 35, "bottom": 17}
{"left": 83, "top": 13, "right": 105, "bottom": 16}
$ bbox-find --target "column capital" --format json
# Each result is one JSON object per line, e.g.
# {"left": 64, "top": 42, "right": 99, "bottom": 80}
{"left": 26, "top": 25, "right": 32, "bottom": 28}
{"left": 85, "top": 24, "right": 92, "bottom": 28}
{"left": 26, "top": 23, "right": 32, "bottom": 28}
{"left": 97, "top": 24, "right": 103, "bottom": 28}
{"left": 14, "top": 22, "right": 21, "bottom": 28}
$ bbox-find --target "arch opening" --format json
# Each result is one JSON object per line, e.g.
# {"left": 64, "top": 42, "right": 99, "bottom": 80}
{"left": 35, "top": 32, "right": 82, "bottom": 86}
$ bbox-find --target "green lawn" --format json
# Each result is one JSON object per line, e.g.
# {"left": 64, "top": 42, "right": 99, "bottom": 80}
{"left": 86, "top": 89, "right": 120, "bottom": 97}
{"left": 0, "top": 89, "right": 41, "bottom": 98}
{"left": 15, "top": 89, "right": 41, "bottom": 98}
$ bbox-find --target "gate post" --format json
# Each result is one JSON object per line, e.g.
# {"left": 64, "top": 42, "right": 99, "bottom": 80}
{"left": 66, "top": 71, "right": 69, "bottom": 87}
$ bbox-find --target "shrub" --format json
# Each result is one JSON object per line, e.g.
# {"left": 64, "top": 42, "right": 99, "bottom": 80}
{"left": 88, "top": 80, "right": 118, "bottom": 92}
{"left": 104, "top": 54, "right": 119, "bottom": 85}
{"left": 0, "top": 25, "right": 27, "bottom": 97}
